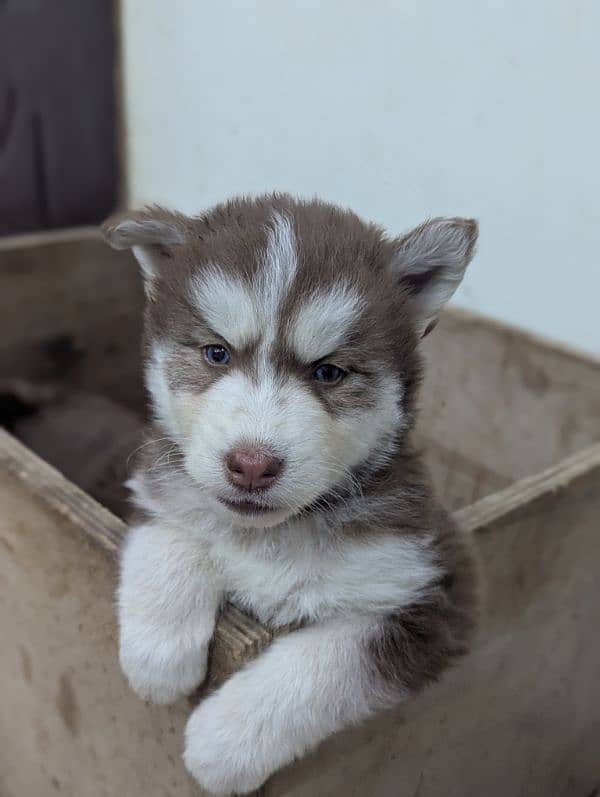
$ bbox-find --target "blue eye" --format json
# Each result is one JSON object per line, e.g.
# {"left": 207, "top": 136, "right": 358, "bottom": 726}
{"left": 312, "top": 364, "right": 346, "bottom": 384}
{"left": 204, "top": 345, "right": 230, "bottom": 365}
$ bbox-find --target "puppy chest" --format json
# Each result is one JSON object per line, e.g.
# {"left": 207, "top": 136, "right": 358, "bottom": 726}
{"left": 212, "top": 543, "right": 343, "bottom": 626}
{"left": 208, "top": 532, "right": 435, "bottom": 626}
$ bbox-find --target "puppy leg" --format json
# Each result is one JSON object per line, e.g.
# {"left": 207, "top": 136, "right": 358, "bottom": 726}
{"left": 118, "top": 523, "right": 222, "bottom": 704}
{"left": 184, "top": 616, "right": 390, "bottom": 795}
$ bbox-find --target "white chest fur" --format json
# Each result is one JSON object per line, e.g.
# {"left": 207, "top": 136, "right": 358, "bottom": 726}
{"left": 205, "top": 519, "right": 441, "bottom": 627}
{"left": 128, "top": 473, "right": 441, "bottom": 627}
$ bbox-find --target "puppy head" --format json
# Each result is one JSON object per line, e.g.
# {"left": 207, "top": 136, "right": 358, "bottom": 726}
{"left": 104, "top": 196, "right": 477, "bottom": 528}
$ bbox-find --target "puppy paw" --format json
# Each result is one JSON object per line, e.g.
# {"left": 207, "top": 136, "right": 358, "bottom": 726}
{"left": 119, "top": 634, "right": 209, "bottom": 705}
{"left": 183, "top": 694, "right": 276, "bottom": 795}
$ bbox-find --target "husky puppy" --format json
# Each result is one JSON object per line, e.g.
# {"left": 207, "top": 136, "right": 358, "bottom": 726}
{"left": 103, "top": 194, "right": 478, "bottom": 795}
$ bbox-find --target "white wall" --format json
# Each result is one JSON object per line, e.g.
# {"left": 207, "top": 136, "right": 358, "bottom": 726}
{"left": 121, "top": 0, "right": 599, "bottom": 355}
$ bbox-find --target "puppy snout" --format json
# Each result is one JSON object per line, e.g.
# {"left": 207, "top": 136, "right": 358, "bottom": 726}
{"left": 225, "top": 448, "right": 283, "bottom": 491}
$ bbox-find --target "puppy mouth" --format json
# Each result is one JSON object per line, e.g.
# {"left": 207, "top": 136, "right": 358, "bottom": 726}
{"left": 218, "top": 497, "right": 278, "bottom": 515}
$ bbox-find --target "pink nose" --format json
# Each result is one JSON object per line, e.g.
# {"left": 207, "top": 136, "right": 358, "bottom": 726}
{"left": 225, "top": 448, "right": 283, "bottom": 491}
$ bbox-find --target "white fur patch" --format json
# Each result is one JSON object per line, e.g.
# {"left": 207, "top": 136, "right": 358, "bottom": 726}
{"left": 254, "top": 211, "right": 298, "bottom": 345}
{"left": 261, "top": 211, "right": 298, "bottom": 308}
{"left": 118, "top": 523, "right": 222, "bottom": 704}
{"left": 145, "top": 343, "right": 178, "bottom": 433}
{"left": 190, "top": 266, "right": 260, "bottom": 348}
{"left": 213, "top": 526, "right": 439, "bottom": 627}
{"left": 289, "top": 283, "right": 365, "bottom": 362}
{"left": 176, "top": 366, "right": 403, "bottom": 530}
{"left": 184, "top": 616, "right": 395, "bottom": 795}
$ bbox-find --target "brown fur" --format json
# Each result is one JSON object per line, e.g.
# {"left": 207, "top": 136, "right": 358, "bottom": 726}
{"left": 368, "top": 506, "right": 479, "bottom": 692}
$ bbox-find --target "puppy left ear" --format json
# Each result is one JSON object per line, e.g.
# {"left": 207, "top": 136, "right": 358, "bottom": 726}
{"left": 102, "top": 207, "right": 186, "bottom": 300}
{"left": 391, "top": 217, "right": 478, "bottom": 336}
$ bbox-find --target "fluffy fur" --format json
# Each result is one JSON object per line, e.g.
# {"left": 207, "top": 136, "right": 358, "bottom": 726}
{"left": 103, "top": 194, "right": 479, "bottom": 795}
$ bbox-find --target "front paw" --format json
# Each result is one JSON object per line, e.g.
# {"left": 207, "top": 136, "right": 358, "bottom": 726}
{"left": 119, "top": 632, "right": 209, "bottom": 705}
{"left": 184, "top": 695, "right": 276, "bottom": 795}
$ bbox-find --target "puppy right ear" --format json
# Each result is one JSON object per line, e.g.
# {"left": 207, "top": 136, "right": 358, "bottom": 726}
{"left": 390, "top": 217, "right": 478, "bottom": 336}
{"left": 102, "top": 208, "right": 186, "bottom": 299}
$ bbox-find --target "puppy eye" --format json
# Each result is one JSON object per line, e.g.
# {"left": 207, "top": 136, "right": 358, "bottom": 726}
{"left": 312, "top": 364, "right": 346, "bottom": 384}
{"left": 204, "top": 345, "right": 230, "bottom": 365}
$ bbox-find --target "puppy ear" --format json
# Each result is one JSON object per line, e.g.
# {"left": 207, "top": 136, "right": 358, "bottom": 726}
{"left": 102, "top": 208, "right": 186, "bottom": 299}
{"left": 391, "top": 217, "right": 478, "bottom": 335}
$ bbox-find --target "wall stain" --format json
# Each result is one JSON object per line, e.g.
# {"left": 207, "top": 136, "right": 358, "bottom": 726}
{"left": 55, "top": 671, "right": 80, "bottom": 736}
{"left": 48, "top": 569, "right": 70, "bottom": 599}
{"left": 512, "top": 347, "right": 551, "bottom": 396}
{"left": 19, "top": 645, "right": 32, "bottom": 683}
{"left": 35, "top": 719, "right": 50, "bottom": 753}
